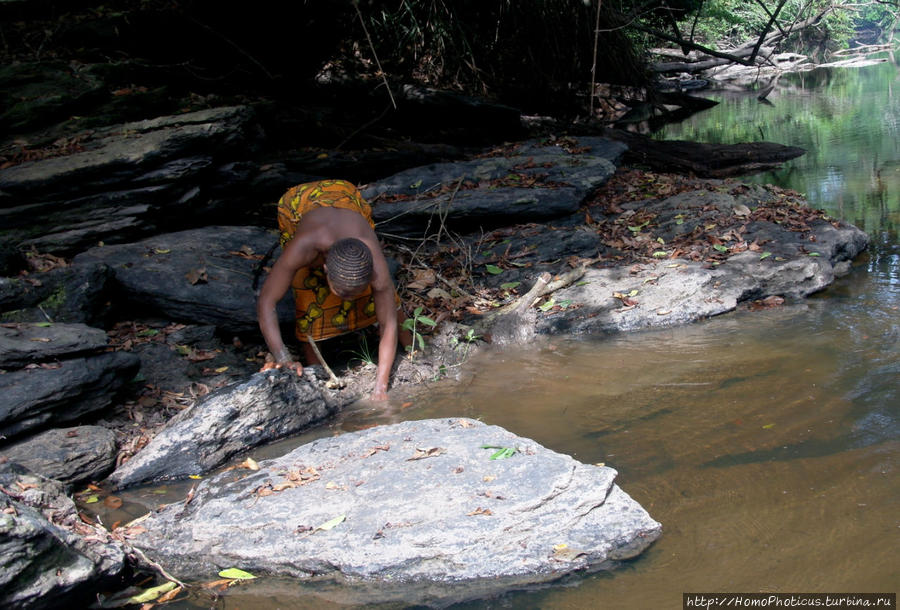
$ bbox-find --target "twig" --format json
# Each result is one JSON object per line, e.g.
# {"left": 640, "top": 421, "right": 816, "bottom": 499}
{"left": 306, "top": 334, "right": 344, "bottom": 389}
{"left": 396, "top": 244, "right": 478, "bottom": 302}
{"left": 353, "top": 0, "right": 397, "bottom": 110}
{"left": 589, "top": 0, "right": 603, "bottom": 118}
{"left": 487, "top": 257, "right": 601, "bottom": 320}
{"left": 129, "top": 544, "right": 187, "bottom": 588}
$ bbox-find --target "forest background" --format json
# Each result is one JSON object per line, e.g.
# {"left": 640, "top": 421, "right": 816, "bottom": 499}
{"left": 2, "top": 0, "right": 898, "bottom": 138}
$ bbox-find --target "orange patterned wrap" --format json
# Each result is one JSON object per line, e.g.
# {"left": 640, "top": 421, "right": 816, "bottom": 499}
{"left": 276, "top": 180, "right": 378, "bottom": 342}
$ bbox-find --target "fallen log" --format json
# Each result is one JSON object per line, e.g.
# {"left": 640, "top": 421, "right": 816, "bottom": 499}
{"left": 598, "top": 128, "right": 805, "bottom": 178}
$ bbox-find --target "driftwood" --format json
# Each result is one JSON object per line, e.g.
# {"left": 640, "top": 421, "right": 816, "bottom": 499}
{"left": 599, "top": 128, "right": 805, "bottom": 177}
{"left": 482, "top": 260, "right": 596, "bottom": 325}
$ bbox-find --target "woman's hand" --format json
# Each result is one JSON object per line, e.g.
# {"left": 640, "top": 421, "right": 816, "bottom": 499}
{"left": 260, "top": 360, "right": 303, "bottom": 376}
{"left": 370, "top": 382, "right": 388, "bottom": 401}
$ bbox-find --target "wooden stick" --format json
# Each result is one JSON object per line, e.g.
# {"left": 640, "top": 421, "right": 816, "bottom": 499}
{"left": 306, "top": 334, "right": 344, "bottom": 389}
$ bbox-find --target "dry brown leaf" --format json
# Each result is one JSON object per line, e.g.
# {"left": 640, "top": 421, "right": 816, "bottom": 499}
{"left": 239, "top": 458, "right": 260, "bottom": 471}
{"left": 467, "top": 507, "right": 492, "bottom": 516}
{"left": 185, "top": 268, "right": 208, "bottom": 285}
{"left": 407, "top": 447, "right": 446, "bottom": 461}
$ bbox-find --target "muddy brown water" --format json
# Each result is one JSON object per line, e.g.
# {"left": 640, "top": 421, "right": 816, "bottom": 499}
{"left": 105, "top": 59, "right": 899, "bottom": 607}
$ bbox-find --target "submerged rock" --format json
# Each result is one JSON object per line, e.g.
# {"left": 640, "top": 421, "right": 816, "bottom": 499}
{"left": 131, "top": 418, "right": 660, "bottom": 606}
{"left": 107, "top": 369, "right": 338, "bottom": 489}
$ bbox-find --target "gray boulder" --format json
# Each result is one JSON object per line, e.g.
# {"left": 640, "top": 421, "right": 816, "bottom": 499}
{"left": 73, "top": 225, "right": 293, "bottom": 334}
{"left": 0, "top": 351, "right": 140, "bottom": 440}
{"left": 131, "top": 418, "right": 660, "bottom": 607}
{"left": 107, "top": 369, "right": 338, "bottom": 489}
{"left": 362, "top": 137, "right": 626, "bottom": 237}
{"left": 0, "top": 463, "right": 128, "bottom": 609}
{"left": 0, "top": 426, "right": 117, "bottom": 487}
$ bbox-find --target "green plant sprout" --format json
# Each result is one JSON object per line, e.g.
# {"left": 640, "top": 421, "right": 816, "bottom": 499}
{"left": 402, "top": 306, "right": 437, "bottom": 359}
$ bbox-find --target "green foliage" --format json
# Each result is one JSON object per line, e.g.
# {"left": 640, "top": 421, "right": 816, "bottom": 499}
{"left": 357, "top": 0, "right": 649, "bottom": 113}
{"left": 402, "top": 306, "right": 437, "bottom": 359}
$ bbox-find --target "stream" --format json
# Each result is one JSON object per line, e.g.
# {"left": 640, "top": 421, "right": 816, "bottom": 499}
{"left": 126, "top": 57, "right": 898, "bottom": 608}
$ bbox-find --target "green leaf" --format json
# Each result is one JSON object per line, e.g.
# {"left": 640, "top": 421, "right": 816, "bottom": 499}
{"left": 316, "top": 514, "right": 346, "bottom": 531}
{"left": 34, "top": 322, "right": 53, "bottom": 327}
{"left": 485, "top": 264, "right": 503, "bottom": 275}
{"left": 675, "top": 218, "right": 685, "bottom": 225}
{"left": 153, "top": 248, "right": 171, "bottom": 254}
{"left": 759, "top": 251, "right": 773, "bottom": 260}
{"left": 627, "top": 221, "right": 649, "bottom": 233}
{"left": 538, "top": 298, "right": 555, "bottom": 311}
{"left": 489, "top": 447, "right": 517, "bottom": 460}
{"left": 418, "top": 315, "right": 437, "bottom": 327}
{"left": 136, "top": 329, "right": 159, "bottom": 337}
{"left": 218, "top": 568, "right": 257, "bottom": 580}
{"left": 652, "top": 250, "right": 668, "bottom": 258}
{"left": 128, "top": 581, "right": 178, "bottom": 603}
{"left": 628, "top": 289, "right": 639, "bottom": 297}
{"left": 656, "top": 237, "right": 665, "bottom": 244}
{"left": 558, "top": 299, "right": 572, "bottom": 309}
{"left": 575, "top": 280, "right": 590, "bottom": 287}
{"left": 500, "top": 281, "right": 521, "bottom": 290}
{"left": 713, "top": 244, "right": 729, "bottom": 253}
{"left": 84, "top": 495, "right": 100, "bottom": 504}
{"left": 409, "top": 179, "right": 422, "bottom": 189}
{"left": 808, "top": 252, "right": 821, "bottom": 257}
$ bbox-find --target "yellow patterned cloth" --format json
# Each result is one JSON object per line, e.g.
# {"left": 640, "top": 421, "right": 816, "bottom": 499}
{"left": 276, "top": 180, "right": 378, "bottom": 342}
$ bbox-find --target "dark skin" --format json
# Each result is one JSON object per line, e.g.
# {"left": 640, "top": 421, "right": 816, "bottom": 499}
{"left": 257, "top": 207, "right": 401, "bottom": 401}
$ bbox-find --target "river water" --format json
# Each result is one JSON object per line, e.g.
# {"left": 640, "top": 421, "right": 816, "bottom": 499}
{"left": 150, "top": 57, "right": 898, "bottom": 609}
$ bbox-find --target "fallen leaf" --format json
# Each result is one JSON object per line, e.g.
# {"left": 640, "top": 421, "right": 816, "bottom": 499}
{"left": 218, "top": 568, "right": 257, "bottom": 580}
{"left": 407, "top": 447, "right": 446, "bottom": 461}
{"left": 103, "top": 495, "right": 123, "bottom": 509}
{"left": 467, "top": 507, "right": 493, "bottom": 516}
{"left": 406, "top": 268, "right": 436, "bottom": 290}
{"left": 316, "top": 514, "right": 346, "bottom": 531}
{"left": 185, "top": 268, "right": 208, "bottom": 285}
{"left": 128, "top": 581, "right": 178, "bottom": 604}
{"left": 239, "top": 458, "right": 260, "bottom": 471}
{"left": 733, "top": 204, "right": 752, "bottom": 217}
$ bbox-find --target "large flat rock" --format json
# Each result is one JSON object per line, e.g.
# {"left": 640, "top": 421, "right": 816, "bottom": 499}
{"left": 362, "top": 137, "right": 626, "bottom": 237}
{"left": 73, "top": 226, "right": 293, "bottom": 333}
{"left": 131, "top": 418, "right": 660, "bottom": 606}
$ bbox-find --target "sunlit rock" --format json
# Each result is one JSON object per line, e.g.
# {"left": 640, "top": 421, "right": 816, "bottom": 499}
{"left": 131, "top": 418, "right": 661, "bottom": 606}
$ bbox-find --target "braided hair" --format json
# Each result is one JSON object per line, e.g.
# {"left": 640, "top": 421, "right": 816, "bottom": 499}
{"left": 326, "top": 238, "right": 373, "bottom": 297}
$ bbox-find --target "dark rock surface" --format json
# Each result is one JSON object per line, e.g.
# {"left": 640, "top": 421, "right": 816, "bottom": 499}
{"left": 107, "top": 369, "right": 339, "bottom": 489}
{"left": 0, "top": 351, "right": 140, "bottom": 441}
{"left": 73, "top": 225, "right": 293, "bottom": 334}
{"left": 131, "top": 418, "right": 661, "bottom": 607}
{"left": 0, "top": 106, "right": 263, "bottom": 255}
{"left": 0, "top": 262, "right": 114, "bottom": 326}
{"left": 362, "top": 137, "right": 626, "bottom": 237}
{"left": 0, "top": 463, "right": 129, "bottom": 609}
{"left": 0, "top": 322, "right": 109, "bottom": 369}
{"left": 0, "top": 426, "right": 117, "bottom": 487}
